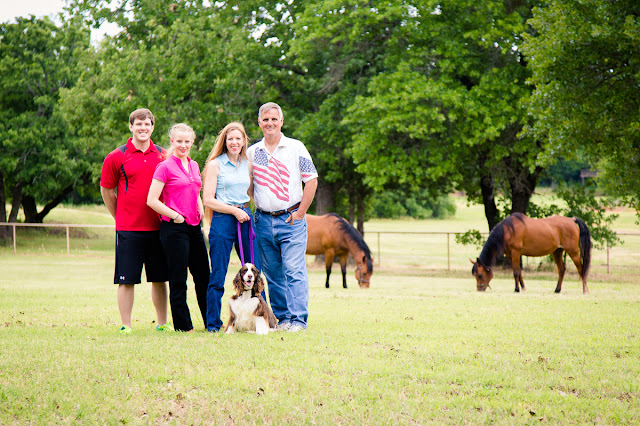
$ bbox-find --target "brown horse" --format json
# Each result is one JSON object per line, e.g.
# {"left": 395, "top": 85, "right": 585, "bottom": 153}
{"left": 471, "top": 213, "right": 592, "bottom": 294}
{"left": 306, "top": 213, "right": 373, "bottom": 289}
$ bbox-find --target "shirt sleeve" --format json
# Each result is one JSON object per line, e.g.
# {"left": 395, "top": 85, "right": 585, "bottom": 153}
{"left": 152, "top": 162, "right": 169, "bottom": 183}
{"left": 297, "top": 142, "right": 318, "bottom": 183}
{"left": 100, "top": 150, "right": 120, "bottom": 189}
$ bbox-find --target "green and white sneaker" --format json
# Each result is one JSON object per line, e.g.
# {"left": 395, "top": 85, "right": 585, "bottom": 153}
{"left": 119, "top": 325, "right": 133, "bottom": 334}
{"left": 156, "top": 324, "right": 173, "bottom": 332}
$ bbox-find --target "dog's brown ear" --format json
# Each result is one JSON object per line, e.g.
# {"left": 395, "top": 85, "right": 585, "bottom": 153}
{"left": 232, "top": 271, "right": 244, "bottom": 294}
{"left": 255, "top": 271, "right": 265, "bottom": 295}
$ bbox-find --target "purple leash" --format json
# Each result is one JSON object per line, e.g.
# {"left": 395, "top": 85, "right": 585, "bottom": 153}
{"left": 237, "top": 218, "right": 255, "bottom": 265}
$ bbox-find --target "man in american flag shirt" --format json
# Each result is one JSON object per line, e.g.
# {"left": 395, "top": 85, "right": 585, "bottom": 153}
{"left": 247, "top": 102, "right": 318, "bottom": 333}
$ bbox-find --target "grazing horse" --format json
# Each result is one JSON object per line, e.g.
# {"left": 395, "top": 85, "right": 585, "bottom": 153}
{"left": 471, "top": 213, "right": 592, "bottom": 294}
{"left": 306, "top": 213, "right": 373, "bottom": 289}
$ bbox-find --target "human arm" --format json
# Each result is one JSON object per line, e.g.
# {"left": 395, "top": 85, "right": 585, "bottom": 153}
{"left": 147, "top": 179, "right": 185, "bottom": 223}
{"left": 287, "top": 177, "right": 317, "bottom": 225}
{"left": 197, "top": 194, "right": 205, "bottom": 221}
{"left": 247, "top": 159, "right": 255, "bottom": 201}
{"left": 100, "top": 186, "right": 117, "bottom": 219}
{"left": 202, "top": 159, "right": 250, "bottom": 222}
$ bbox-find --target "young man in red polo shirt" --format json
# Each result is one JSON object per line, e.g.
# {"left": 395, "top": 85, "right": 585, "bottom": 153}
{"left": 100, "top": 108, "right": 170, "bottom": 334}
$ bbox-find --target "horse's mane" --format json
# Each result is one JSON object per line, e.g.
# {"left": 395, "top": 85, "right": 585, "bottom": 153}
{"left": 328, "top": 213, "right": 374, "bottom": 272}
{"left": 477, "top": 213, "right": 526, "bottom": 269}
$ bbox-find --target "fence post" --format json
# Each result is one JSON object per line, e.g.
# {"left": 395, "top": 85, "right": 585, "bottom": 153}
{"left": 66, "top": 226, "right": 70, "bottom": 254}
{"left": 13, "top": 224, "right": 17, "bottom": 254}
{"left": 447, "top": 233, "right": 450, "bottom": 271}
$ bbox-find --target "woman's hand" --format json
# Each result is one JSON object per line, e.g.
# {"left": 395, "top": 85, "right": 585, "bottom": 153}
{"left": 174, "top": 213, "right": 185, "bottom": 224}
{"left": 234, "top": 208, "right": 250, "bottom": 223}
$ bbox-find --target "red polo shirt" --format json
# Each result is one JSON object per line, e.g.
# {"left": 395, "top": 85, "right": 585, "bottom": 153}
{"left": 100, "top": 138, "right": 166, "bottom": 231}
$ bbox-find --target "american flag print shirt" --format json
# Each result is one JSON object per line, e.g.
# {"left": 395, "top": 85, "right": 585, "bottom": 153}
{"left": 247, "top": 134, "right": 318, "bottom": 212}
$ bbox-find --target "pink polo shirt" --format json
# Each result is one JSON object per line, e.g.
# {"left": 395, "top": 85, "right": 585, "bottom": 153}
{"left": 152, "top": 155, "right": 203, "bottom": 226}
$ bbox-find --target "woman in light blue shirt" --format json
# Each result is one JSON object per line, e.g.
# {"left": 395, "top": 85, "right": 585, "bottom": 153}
{"left": 202, "top": 122, "right": 262, "bottom": 332}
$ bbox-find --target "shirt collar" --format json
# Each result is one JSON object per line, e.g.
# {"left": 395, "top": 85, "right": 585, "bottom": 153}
{"left": 259, "top": 133, "right": 290, "bottom": 150}
{"left": 126, "top": 137, "right": 159, "bottom": 153}
{"left": 170, "top": 154, "right": 191, "bottom": 166}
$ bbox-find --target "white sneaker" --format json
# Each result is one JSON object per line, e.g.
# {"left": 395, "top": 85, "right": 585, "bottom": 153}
{"left": 276, "top": 322, "right": 292, "bottom": 331}
{"left": 287, "top": 324, "right": 305, "bottom": 333}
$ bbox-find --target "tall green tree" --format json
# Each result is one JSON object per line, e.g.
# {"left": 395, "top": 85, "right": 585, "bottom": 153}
{"left": 0, "top": 16, "right": 93, "bottom": 226}
{"left": 278, "top": 0, "right": 546, "bottom": 231}
{"left": 63, "top": 0, "right": 310, "bottom": 166}
{"left": 524, "top": 0, "right": 640, "bottom": 213}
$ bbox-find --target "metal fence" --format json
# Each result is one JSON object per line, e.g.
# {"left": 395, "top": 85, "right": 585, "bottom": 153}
{"left": 2, "top": 223, "right": 640, "bottom": 275}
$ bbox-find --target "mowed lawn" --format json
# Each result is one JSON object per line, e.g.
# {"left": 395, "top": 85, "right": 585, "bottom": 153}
{"left": 1, "top": 253, "right": 638, "bottom": 424}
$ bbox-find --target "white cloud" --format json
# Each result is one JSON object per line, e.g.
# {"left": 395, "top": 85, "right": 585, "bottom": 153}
{"left": 0, "top": 0, "right": 66, "bottom": 24}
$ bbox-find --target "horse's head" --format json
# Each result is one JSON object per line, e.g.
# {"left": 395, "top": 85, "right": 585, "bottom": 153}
{"left": 470, "top": 258, "right": 493, "bottom": 291}
{"left": 355, "top": 255, "right": 373, "bottom": 289}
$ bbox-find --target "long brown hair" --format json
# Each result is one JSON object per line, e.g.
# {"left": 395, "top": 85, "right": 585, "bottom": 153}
{"left": 205, "top": 122, "right": 249, "bottom": 164}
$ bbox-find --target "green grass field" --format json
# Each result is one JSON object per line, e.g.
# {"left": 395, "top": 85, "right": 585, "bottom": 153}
{"left": 1, "top": 201, "right": 639, "bottom": 423}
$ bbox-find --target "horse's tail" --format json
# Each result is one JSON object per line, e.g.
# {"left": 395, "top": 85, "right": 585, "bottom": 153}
{"left": 574, "top": 217, "right": 592, "bottom": 279}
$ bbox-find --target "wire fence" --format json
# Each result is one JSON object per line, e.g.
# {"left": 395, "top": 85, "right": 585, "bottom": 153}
{"left": 2, "top": 223, "right": 640, "bottom": 275}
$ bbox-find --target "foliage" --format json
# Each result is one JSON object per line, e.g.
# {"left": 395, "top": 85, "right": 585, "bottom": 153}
{"left": 455, "top": 229, "right": 485, "bottom": 250}
{"left": 537, "top": 157, "right": 591, "bottom": 187}
{"left": 555, "top": 184, "right": 621, "bottom": 250}
{"left": 370, "top": 190, "right": 456, "bottom": 220}
{"left": 524, "top": 0, "right": 640, "bottom": 213}
{"left": 0, "top": 16, "right": 94, "bottom": 223}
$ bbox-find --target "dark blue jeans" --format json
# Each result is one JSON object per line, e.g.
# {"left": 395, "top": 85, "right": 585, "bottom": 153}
{"left": 159, "top": 221, "right": 210, "bottom": 332}
{"left": 254, "top": 209, "right": 308, "bottom": 328}
{"left": 206, "top": 208, "right": 262, "bottom": 331}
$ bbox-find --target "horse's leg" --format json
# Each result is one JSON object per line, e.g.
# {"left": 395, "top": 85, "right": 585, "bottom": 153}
{"left": 511, "top": 253, "right": 525, "bottom": 292}
{"left": 566, "top": 248, "right": 589, "bottom": 295}
{"left": 337, "top": 254, "right": 348, "bottom": 288}
{"left": 552, "top": 248, "right": 566, "bottom": 293}
{"left": 324, "top": 250, "right": 335, "bottom": 288}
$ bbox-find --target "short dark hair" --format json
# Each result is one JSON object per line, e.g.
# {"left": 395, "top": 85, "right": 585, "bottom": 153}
{"left": 129, "top": 108, "right": 155, "bottom": 125}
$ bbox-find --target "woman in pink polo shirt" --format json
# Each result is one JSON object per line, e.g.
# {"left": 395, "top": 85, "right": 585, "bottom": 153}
{"left": 147, "top": 123, "right": 210, "bottom": 332}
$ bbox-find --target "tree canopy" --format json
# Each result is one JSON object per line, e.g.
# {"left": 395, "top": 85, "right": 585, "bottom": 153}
{"left": 524, "top": 0, "right": 640, "bottom": 211}
{"left": 2, "top": 0, "right": 637, "bottom": 233}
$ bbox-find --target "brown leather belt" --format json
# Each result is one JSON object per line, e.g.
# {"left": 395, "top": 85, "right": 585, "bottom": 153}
{"left": 229, "top": 202, "right": 250, "bottom": 208}
{"left": 256, "top": 202, "right": 301, "bottom": 217}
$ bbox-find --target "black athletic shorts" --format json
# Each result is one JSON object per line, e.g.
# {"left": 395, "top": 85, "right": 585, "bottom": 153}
{"left": 114, "top": 230, "right": 168, "bottom": 284}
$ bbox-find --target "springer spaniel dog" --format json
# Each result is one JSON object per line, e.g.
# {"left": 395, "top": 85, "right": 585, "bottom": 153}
{"left": 225, "top": 263, "right": 277, "bottom": 335}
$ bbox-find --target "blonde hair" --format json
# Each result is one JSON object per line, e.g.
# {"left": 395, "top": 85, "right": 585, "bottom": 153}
{"left": 165, "top": 123, "right": 196, "bottom": 159}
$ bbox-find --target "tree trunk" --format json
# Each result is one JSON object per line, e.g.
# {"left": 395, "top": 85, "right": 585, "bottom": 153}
{"left": 22, "top": 195, "right": 40, "bottom": 223}
{"left": 314, "top": 181, "right": 335, "bottom": 215}
{"left": 0, "top": 171, "right": 9, "bottom": 238}
{"left": 0, "top": 171, "right": 6, "bottom": 223}
{"left": 356, "top": 197, "right": 365, "bottom": 235}
{"left": 509, "top": 166, "right": 542, "bottom": 215}
{"left": 8, "top": 182, "right": 23, "bottom": 223}
{"left": 348, "top": 202, "right": 355, "bottom": 224}
{"left": 480, "top": 174, "right": 500, "bottom": 231}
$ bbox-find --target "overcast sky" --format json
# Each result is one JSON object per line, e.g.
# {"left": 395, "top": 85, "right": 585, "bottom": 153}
{"left": 1, "top": 0, "right": 119, "bottom": 43}
{"left": 0, "top": 0, "right": 66, "bottom": 23}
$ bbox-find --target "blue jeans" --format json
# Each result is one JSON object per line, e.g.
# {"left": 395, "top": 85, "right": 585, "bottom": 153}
{"left": 206, "top": 207, "right": 261, "bottom": 331}
{"left": 254, "top": 209, "right": 309, "bottom": 328}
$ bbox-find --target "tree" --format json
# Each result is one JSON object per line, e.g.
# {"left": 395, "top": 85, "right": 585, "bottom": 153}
{"left": 0, "top": 16, "right": 93, "bottom": 227}
{"left": 287, "top": 0, "right": 544, "bottom": 232}
{"left": 524, "top": 0, "right": 640, "bottom": 213}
